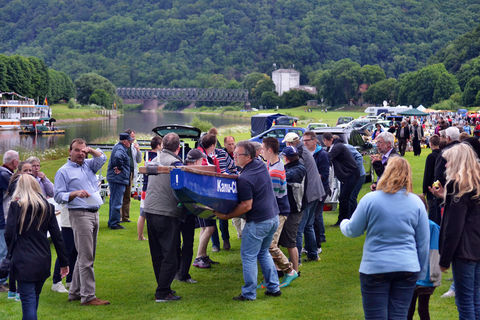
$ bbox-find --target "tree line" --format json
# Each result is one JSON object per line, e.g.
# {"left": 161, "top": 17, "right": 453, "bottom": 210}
{"left": 0, "top": 54, "right": 75, "bottom": 104}
{"left": 1, "top": 0, "right": 480, "bottom": 89}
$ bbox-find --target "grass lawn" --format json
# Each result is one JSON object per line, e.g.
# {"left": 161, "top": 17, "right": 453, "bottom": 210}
{"left": 50, "top": 104, "right": 106, "bottom": 121}
{"left": 0, "top": 141, "right": 459, "bottom": 319}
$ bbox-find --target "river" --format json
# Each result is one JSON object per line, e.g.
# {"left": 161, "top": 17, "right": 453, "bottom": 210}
{"left": 0, "top": 111, "right": 250, "bottom": 153}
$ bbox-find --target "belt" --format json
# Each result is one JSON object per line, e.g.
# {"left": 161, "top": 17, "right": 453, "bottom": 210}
{"left": 70, "top": 208, "right": 98, "bottom": 213}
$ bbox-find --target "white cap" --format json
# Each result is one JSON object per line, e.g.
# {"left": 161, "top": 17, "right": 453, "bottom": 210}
{"left": 282, "top": 132, "right": 300, "bottom": 143}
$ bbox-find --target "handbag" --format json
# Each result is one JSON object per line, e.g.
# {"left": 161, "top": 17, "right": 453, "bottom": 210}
{"left": 0, "top": 215, "right": 18, "bottom": 279}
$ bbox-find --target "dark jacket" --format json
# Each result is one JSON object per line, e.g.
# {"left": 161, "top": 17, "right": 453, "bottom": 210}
{"left": 0, "top": 166, "right": 13, "bottom": 229}
{"left": 439, "top": 183, "right": 480, "bottom": 268}
{"left": 312, "top": 145, "right": 331, "bottom": 196}
{"left": 422, "top": 149, "right": 441, "bottom": 199}
{"left": 5, "top": 200, "right": 68, "bottom": 282}
{"left": 297, "top": 143, "right": 324, "bottom": 203}
{"left": 396, "top": 126, "right": 410, "bottom": 140}
{"left": 285, "top": 159, "right": 306, "bottom": 213}
{"left": 327, "top": 139, "right": 359, "bottom": 183}
{"left": 434, "top": 141, "right": 460, "bottom": 186}
{"left": 107, "top": 142, "right": 131, "bottom": 185}
{"left": 372, "top": 148, "right": 398, "bottom": 180}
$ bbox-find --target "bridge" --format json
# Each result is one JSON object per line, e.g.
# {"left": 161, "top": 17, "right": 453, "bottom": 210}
{"left": 116, "top": 87, "right": 249, "bottom": 110}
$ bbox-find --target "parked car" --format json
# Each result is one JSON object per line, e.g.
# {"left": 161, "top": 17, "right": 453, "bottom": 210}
{"left": 250, "top": 113, "right": 298, "bottom": 137}
{"left": 311, "top": 127, "right": 375, "bottom": 211}
{"left": 336, "top": 116, "right": 354, "bottom": 126}
{"left": 249, "top": 126, "right": 306, "bottom": 151}
{"left": 337, "top": 118, "right": 372, "bottom": 129}
{"left": 355, "top": 120, "right": 390, "bottom": 137}
{"left": 307, "top": 122, "right": 329, "bottom": 130}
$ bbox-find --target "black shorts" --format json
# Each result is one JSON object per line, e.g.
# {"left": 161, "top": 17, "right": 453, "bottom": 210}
{"left": 279, "top": 211, "right": 303, "bottom": 248}
{"left": 195, "top": 217, "right": 216, "bottom": 228}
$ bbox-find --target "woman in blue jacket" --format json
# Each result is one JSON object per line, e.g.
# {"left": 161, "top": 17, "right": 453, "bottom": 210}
{"left": 340, "top": 156, "right": 429, "bottom": 320}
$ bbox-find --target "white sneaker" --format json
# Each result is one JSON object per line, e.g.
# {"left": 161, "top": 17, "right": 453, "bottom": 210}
{"left": 441, "top": 289, "right": 455, "bottom": 298}
{"left": 317, "top": 247, "right": 323, "bottom": 254}
{"left": 51, "top": 282, "right": 68, "bottom": 293}
{"left": 301, "top": 248, "right": 307, "bottom": 255}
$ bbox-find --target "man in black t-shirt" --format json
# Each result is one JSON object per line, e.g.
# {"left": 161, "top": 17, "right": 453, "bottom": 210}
{"left": 215, "top": 141, "right": 281, "bottom": 301}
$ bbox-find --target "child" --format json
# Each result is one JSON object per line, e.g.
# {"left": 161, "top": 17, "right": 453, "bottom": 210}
{"left": 407, "top": 195, "right": 442, "bottom": 320}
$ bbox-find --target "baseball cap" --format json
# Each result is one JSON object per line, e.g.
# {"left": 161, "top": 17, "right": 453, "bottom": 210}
{"left": 281, "top": 146, "right": 298, "bottom": 157}
{"left": 186, "top": 149, "right": 206, "bottom": 162}
{"left": 119, "top": 133, "right": 134, "bottom": 141}
{"left": 282, "top": 132, "right": 300, "bottom": 143}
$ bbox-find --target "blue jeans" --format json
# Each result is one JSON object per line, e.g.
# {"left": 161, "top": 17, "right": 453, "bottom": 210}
{"left": 349, "top": 175, "right": 365, "bottom": 214}
{"left": 452, "top": 258, "right": 480, "bottom": 320}
{"left": 360, "top": 272, "right": 418, "bottom": 320}
{"left": 211, "top": 219, "right": 230, "bottom": 248}
{"left": 108, "top": 182, "right": 127, "bottom": 227}
{"left": 0, "top": 228, "right": 8, "bottom": 284}
{"left": 314, "top": 201, "right": 325, "bottom": 246}
{"left": 296, "top": 200, "right": 319, "bottom": 262}
{"left": 0, "top": 228, "right": 7, "bottom": 284}
{"left": 240, "top": 216, "right": 279, "bottom": 300}
{"left": 18, "top": 280, "right": 45, "bottom": 320}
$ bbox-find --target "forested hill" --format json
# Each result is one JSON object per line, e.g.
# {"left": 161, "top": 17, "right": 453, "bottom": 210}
{"left": 2, "top": 0, "right": 480, "bottom": 87}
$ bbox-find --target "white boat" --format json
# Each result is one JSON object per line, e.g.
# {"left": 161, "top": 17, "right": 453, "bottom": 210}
{"left": 0, "top": 92, "right": 51, "bottom": 129}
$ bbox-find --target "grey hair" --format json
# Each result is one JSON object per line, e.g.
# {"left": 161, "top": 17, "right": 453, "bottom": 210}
{"left": 251, "top": 141, "right": 263, "bottom": 151}
{"left": 376, "top": 132, "right": 394, "bottom": 147}
{"left": 162, "top": 132, "right": 180, "bottom": 152}
{"left": 445, "top": 126, "right": 460, "bottom": 141}
{"left": 26, "top": 156, "right": 40, "bottom": 164}
{"left": 3, "top": 150, "right": 19, "bottom": 165}
{"left": 237, "top": 141, "right": 256, "bottom": 159}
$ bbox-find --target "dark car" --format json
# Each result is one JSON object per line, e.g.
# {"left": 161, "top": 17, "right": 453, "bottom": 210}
{"left": 249, "top": 126, "right": 306, "bottom": 151}
{"left": 336, "top": 116, "right": 354, "bottom": 126}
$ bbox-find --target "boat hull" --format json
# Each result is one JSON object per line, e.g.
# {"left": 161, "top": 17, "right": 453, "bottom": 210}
{"left": 170, "top": 168, "right": 238, "bottom": 218}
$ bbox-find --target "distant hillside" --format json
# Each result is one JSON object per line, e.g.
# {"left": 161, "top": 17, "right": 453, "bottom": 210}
{"left": 430, "top": 24, "right": 480, "bottom": 74}
{"left": 1, "top": 0, "right": 480, "bottom": 87}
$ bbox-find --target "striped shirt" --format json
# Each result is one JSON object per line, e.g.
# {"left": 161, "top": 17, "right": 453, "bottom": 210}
{"left": 268, "top": 159, "right": 290, "bottom": 215}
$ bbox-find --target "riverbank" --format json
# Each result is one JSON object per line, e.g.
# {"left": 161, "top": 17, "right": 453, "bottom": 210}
{"left": 51, "top": 103, "right": 122, "bottom": 122}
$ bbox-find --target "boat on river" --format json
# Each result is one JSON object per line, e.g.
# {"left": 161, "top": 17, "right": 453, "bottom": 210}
{"left": 0, "top": 92, "right": 51, "bottom": 129}
{"left": 19, "top": 117, "right": 65, "bottom": 135}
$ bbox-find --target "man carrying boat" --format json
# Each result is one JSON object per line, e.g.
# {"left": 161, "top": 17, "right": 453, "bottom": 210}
{"left": 143, "top": 132, "right": 184, "bottom": 302}
{"left": 214, "top": 141, "right": 281, "bottom": 301}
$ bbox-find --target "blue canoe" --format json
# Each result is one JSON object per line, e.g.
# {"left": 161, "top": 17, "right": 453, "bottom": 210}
{"left": 170, "top": 167, "right": 238, "bottom": 219}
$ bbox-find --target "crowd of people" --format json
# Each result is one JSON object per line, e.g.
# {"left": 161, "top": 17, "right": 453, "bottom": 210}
{"left": 0, "top": 113, "right": 479, "bottom": 319}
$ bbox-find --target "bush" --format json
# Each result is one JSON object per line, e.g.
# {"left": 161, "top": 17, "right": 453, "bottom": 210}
{"left": 190, "top": 116, "right": 213, "bottom": 132}
{"left": 68, "top": 98, "right": 77, "bottom": 109}
{"left": 431, "top": 99, "right": 461, "bottom": 110}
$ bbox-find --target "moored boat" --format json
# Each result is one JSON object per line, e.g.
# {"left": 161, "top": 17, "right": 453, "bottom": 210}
{"left": 0, "top": 92, "right": 51, "bottom": 128}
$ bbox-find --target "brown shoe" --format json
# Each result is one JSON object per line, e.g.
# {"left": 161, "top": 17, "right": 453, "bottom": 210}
{"left": 0, "top": 284, "right": 8, "bottom": 292}
{"left": 81, "top": 298, "right": 110, "bottom": 306}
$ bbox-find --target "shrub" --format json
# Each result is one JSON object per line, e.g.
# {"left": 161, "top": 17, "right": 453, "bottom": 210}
{"left": 190, "top": 116, "right": 213, "bottom": 132}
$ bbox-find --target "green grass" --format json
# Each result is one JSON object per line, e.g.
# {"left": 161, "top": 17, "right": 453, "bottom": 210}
{"left": 0, "top": 127, "right": 459, "bottom": 319}
{"left": 50, "top": 104, "right": 106, "bottom": 121}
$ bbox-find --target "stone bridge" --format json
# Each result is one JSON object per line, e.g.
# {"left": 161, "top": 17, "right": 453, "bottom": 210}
{"left": 116, "top": 87, "right": 249, "bottom": 110}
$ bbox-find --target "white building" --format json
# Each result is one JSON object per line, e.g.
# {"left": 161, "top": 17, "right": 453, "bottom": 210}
{"left": 272, "top": 69, "right": 300, "bottom": 96}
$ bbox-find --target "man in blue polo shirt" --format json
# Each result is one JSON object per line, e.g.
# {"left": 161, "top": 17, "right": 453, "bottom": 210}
{"left": 214, "top": 141, "right": 281, "bottom": 301}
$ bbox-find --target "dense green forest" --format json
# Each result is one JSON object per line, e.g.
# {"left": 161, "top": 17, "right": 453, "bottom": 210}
{"left": 1, "top": 0, "right": 480, "bottom": 88}
{"left": 0, "top": 54, "right": 75, "bottom": 103}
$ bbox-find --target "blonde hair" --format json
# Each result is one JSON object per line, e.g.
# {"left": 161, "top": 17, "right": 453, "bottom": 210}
{"left": 443, "top": 143, "right": 480, "bottom": 200}
{"left": 11, "top": 174, "right": 48, "bottom": 234}
{"left": 376, "top": 156, "right": 413, "bottom": 193}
